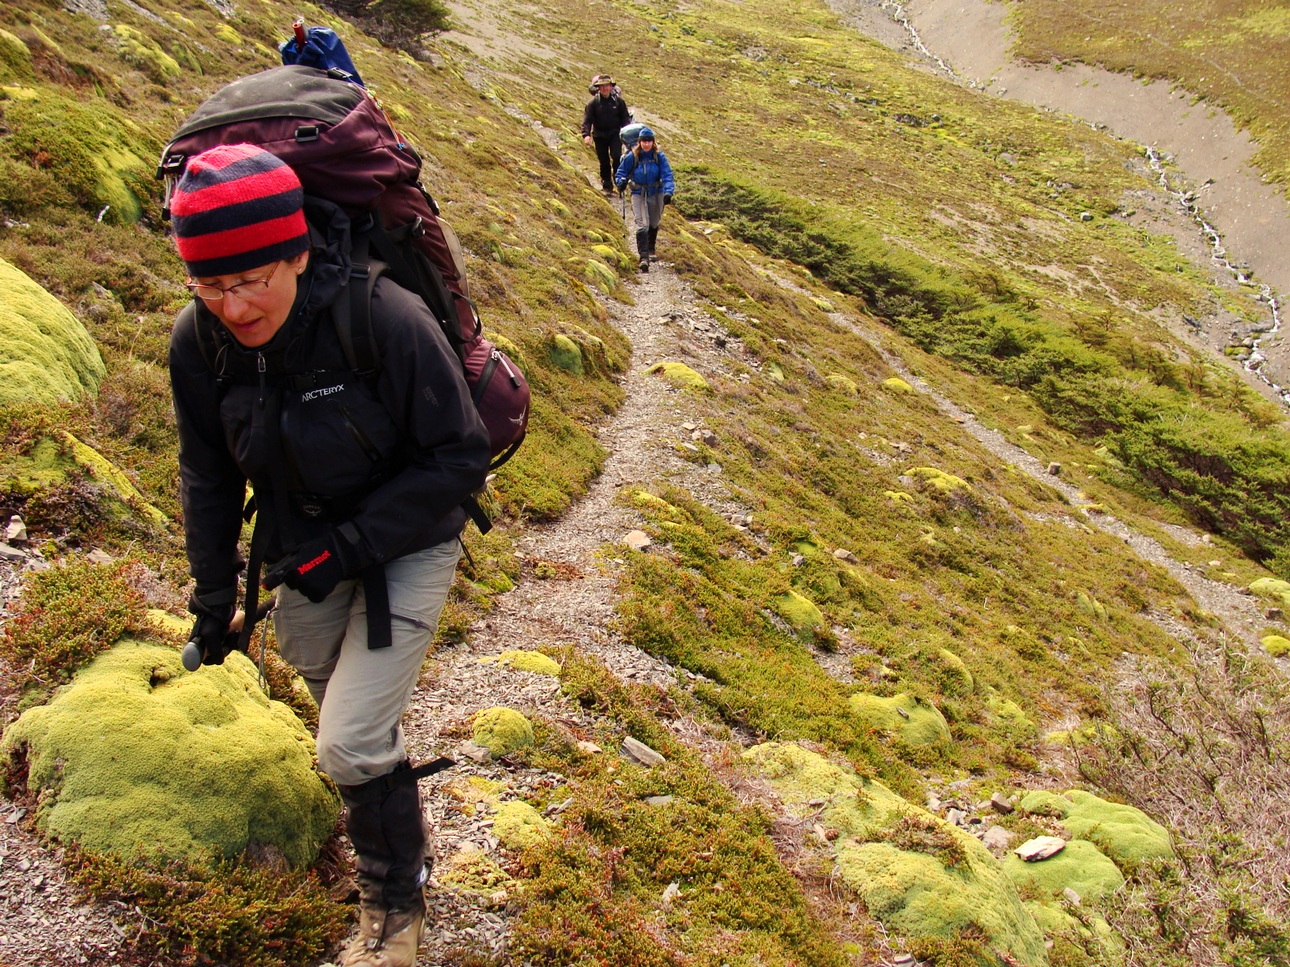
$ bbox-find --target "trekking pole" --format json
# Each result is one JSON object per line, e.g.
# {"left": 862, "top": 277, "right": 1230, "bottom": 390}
{"left": 293, "top": 17, "right": 307, "bottom": 52}
{"left": 182, "top": 596, "right": 276, "bottom": 671}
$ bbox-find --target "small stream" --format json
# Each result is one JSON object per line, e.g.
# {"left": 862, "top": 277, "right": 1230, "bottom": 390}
{"left": 1143, "top": 147, "right": 1287, "bottom": 406}
{"left": 872, "top": 0, "right": 1289, "bottom": 408}
{"left": 875, "top": 0, "right": 957, "bottom": 77}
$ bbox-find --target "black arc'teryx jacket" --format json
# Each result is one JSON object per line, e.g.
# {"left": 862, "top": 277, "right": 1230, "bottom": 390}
{"left": 169, "top": 198, "right": 491, "bottom": 598}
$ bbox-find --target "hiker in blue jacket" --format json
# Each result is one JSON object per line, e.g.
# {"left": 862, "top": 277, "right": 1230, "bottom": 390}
{"left": 167, "top": 143, "right": 490, "bottom": 967}
{"left": 615, "top": 127, "right": 675, "bottom": 272}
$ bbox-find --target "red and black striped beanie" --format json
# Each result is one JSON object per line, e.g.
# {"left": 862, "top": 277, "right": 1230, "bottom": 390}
{"left": 170, "top": 144, "right": 309, "bottom": 278}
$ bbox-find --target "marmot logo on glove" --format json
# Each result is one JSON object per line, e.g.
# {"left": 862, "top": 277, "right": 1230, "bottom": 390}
{"left": 298, "top": 548, "right": 333, "bottom": 573}
{"left": 301, "top": 384, "right": 345, "bottom": 402}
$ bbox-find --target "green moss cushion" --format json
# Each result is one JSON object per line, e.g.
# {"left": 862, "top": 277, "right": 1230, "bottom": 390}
{"left": 744, "top": 741, "right": 911, "bottom": 839}
{"left": 745, "top": 743, "right": 1047, "bottom": 966}
{"left": 3, "top": 89, "right": 154, "bottom": 223}
{"left": 647, "top": 361, "right": 709, "bottom": 390}
{"left": 0, "top": 258, "right": 106, "bottom": 408}
{"left": 1019, "top": 789, "right": 1173, "bottom": 865}
{"left": 1003, "top": 838, "right": 1125, "bottom": 900}
{"left": 773, "top": 589, "right": 825, "bottom": 639}
{"left": 472, "top": 706, "right": 535, "bottom": 756}
{"left": 493, "top": 800, "right": 551, "bottom": 849}
{"left": 849, "top": 691, "right": 951, "bottom": 746}
{"left": 2, "top": 641, "right": 340, "bottom": 869}
{"left": 837, "top": 841, "right": 1049, "bottom": 967}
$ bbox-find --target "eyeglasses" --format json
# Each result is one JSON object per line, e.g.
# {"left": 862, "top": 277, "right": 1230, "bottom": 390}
{"left": 186, "top": 260, "right": 282, "bottom": 301}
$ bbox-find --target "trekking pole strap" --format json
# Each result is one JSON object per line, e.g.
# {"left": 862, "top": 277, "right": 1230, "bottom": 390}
{"left": 405, "top": 757, "right": 455, "bottom": 781}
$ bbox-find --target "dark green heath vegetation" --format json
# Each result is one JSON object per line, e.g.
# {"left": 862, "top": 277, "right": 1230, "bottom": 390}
{"left": 1, "top": 0, "right": 1289, "bottom": 963}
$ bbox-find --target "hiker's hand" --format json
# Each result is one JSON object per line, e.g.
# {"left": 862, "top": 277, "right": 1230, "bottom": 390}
{"left": 583, "top": 134, "right": 592, "bottom": 146}
{"left": 184, "top": 587, "right": 238, "bottom": 669}
{"left": 663, "top": 194, "right": 673, "bottom": 206}
{"left": 263, "top": 529, "right": 363, "bottom": 603}
{"left": 617, "top": 184, "right": 626, "bottom": 196}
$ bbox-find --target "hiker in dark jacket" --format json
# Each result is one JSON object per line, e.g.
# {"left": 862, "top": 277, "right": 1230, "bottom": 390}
{"left": 615, "top": 127, "right": 676, "bottom": 272}
{"left": 167, "top": 143, "right": 490, "bottom": 967}
{"left": 581, "top": 73, "right": 632, "bottom": 194}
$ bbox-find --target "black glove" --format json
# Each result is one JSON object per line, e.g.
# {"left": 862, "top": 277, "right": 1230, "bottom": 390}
{"left": 263, "top": 527, "right": 364, "bottom": 603}
{"left": 663, "top": 194, "right": 673, "bottom": 205}
{"left": 184, "top": 587, "right": 238, "bottom": 670}
{"left": 616, "top": 184, "right": 626, "bottom": 196}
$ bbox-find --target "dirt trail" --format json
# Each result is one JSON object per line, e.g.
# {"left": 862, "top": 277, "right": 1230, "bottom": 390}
{"left": 402, "top": 221, "right": 768, "bottom": 962}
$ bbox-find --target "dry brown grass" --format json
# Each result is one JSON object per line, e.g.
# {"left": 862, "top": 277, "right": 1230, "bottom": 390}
{"left": 1074, "top": 637, "right": 1290, "bottom": 964}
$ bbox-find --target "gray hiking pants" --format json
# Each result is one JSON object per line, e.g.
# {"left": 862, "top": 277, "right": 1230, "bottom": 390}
{"left": 631, "top": 191, "right": 665, "bottom": 232}
{"left": 273, "top": 540, "right": 461, "bottom": 787}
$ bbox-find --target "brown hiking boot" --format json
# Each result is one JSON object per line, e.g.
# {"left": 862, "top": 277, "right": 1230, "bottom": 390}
{"left": 338, "top": 897, "right": 425, "bottom": 967}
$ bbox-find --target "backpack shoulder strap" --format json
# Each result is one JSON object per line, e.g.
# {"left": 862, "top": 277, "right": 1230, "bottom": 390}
{"left": 364, "top": 218, "right": 467, "bottom": 340}
{"left": 181, "top": 300, "right": 239, "bottom": 389}
{"left": 335, "top": 230, "right": 384, "bottom": 380}
{"left": 340, "top": 228, "right": 496, "bottom": 538}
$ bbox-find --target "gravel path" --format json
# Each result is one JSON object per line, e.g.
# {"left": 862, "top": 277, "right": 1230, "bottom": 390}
{"left": 408, "top": 254, "right": 736, "bottom": 964}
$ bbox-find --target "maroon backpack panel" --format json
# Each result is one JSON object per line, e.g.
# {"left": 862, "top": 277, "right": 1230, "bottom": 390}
{"left": 159, "top": 65, "right": 466, "bottom": 314}
{"left": 162, "top": 64, "right": 529, "bottom": 469}
{"left": 462, "top": 338, "right": 530, "bottom": 468}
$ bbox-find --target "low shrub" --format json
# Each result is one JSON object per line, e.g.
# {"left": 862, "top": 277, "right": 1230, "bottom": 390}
{"left": 0, "top": 556, "right": 146, "bottom": 686}
{"left": 69, "top": 846, "right": 349, "bottom": 967}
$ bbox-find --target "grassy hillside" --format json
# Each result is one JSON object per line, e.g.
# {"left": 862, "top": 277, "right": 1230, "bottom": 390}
{"left": 1, "top": 0, "right": 1289, "bottom": 964}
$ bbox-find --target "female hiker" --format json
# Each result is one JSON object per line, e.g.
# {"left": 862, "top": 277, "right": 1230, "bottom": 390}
{"left": 167, "top": 143, "right": 490, "bottom": 967}
{"left": 615, "top": 126, "right": 676, "bottom": 272}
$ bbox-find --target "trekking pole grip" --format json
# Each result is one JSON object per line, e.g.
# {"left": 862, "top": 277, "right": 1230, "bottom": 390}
{"left": 181, "top": 605, "right": 255, "bottom": 671}
{"left": 181, "top": 638, "right": 205, "bottom": 672}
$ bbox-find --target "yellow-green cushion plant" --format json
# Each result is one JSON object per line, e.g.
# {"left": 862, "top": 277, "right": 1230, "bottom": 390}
{"left": 2, "top": 641, "right": 340, "bottom": 869}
